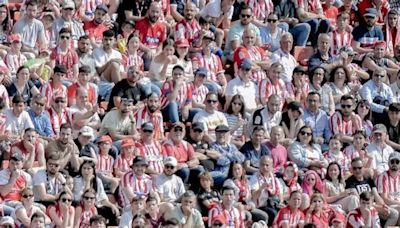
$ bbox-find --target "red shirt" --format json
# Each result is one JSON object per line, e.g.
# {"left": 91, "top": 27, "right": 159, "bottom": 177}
{"left": 163, "top": 140, "right": 195, "bottom": 164}
{"left": 273, "top": 206, "right": 305, "bottom": 228}
{"left": 175, "top": 19, "right": 201, "bottom": 44}
{"left": 135, "top": 18, "right": 167, "bottom": 50}
{"left": 50, "top": 47, "right": 78, "bottom": 80}
{"left": 83, "top": 21, "right": 109, "bottom": 44}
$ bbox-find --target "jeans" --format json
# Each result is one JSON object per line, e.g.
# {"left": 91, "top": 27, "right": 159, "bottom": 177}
{"left": 141, "top": 82, "right": 161, "bottom": 96}
{"left": 210, "top": 171, "right": 227, "bottom": 189}
{"left": 176, "top": 166, "right": 204, "bottom": 191}
{"left": 162, "top": 101, "right": 179, "bottom": 123}
{"left": 99, "top": 80, "right": 115, "bottom": 101}
{"left": 204, "top": 81, "right": 221, "bottom": 94}
{"left": 187, "top": 108, "right": 202, "bottom": 123}
{"left": 305, "top": 19, "right": 331, "bottom": 45}
{"left": 289, "top": 23, "right": 312, "bottom": 46}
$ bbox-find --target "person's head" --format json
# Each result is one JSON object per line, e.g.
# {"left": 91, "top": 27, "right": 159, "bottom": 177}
{"left": 181, "top": 190, "right": 196, "bottom": 208}
{"left": 94, "top": 5, "right": 108, "bottom": 24}
{"left": 267, "top": 94, "right": 281, "bottom": 113}
{"left": 227, "top": 161, "right": 246, "bottom": 180}
{"left": 46, "top": 153, "right": 62, "bottom": 175}
{"left": 23, "top": 128, "right": 37, "bottom": 145}
{"left": 351, "top": 157, "right": 364, "bottom": 179}
{"left": 259, "top": 155, "right": 273, "bottom": 174}
{"left": 199, "top": 171, "right": 214, "bottom": 189}
{"left": 162, "top": 39, "right": 175, "bottom": 56}
{"left": 120, "top": 138, "right": 136, "bottom": 158}
{"left": 146, "top": 193, "right": 158, "bottom": 212}
{"left": 388, "top": 103, "right": 400, "bottom": 123}
{"left": 194, "top": 67, "right": 208, "bottom": 84}
{"left": 9, "top": 153, "right": 23, "bottom": 171}
{"left": 175, "top": 39, "right": 190, "bottom": 58}
{"left": 79, "top": 160, "right": 96, "bottom": 178}
{"left": 189, "top": 122, "right": 204, "bottom": 141}
{"left": 78, "top": 126, "right": 94, "bottom": 145}
{"left": 16, "top": 66, "right": 30, "bottom": 83}
{"left": 215, "top": 124, "right": 230, "bottom": 143}
{"left": 287, "top": 101, "right": 303, "bottom": 119}
{"left": 307, "top": 92, "right": 321, "bottom": 111}
{"left": 310, "top": 67, "right": 326, "bottom": 87}
{"left": 374, "top": 41, "right": 387, "bottom": 58}
{"left": 251, "top": 126, "right": 265, "bottom": 145}
{"left": 184, "top": 2, "right": 196, "bottom": 20}
{"left": 359, "top": 191, "right": 373, "bottom": 210}
{"left": 30, "top": 213, "right": 46, "bottom": 228}
{"left": 130, "top": 195, "right": 146, "bottom": 212}
{"left": 221, "top": 185, "right": 236, "bottom": 204}
{"left": 119, "top": 97, "right": 134, "bottom": 114}
{"left": 329, "top": 66, "right": 349, "bottom": 85}
{"left": 364, "top": 8, "right": 378, "bottom": 27}
{"left": 162, "top": 219, "right": 179, "bottom": 228}
{"left": 140, "top": 122, "right": 154, "bottom": 141}
{"left": 372, "top": 68, "right": 387, "bottom": 86}
{"left": 242, "top": 27, "right": 257, "bottom": 46}
{"left": 78, "top": 65, "right": 91, "bottom": 84}
{"left": 132, "top": 156, "right": 148, "bottom": 176}
{"left": 59, "top": 123, "right": 73, "bottom": 144}
{"left": 329, "top": 135, "right": 342, "bottom": 152}
{"left": 96, "top": 135, "right": 112, "bottom": 153}
{"left": 102, "top": 30, "right": 115, "bottom": 50}
{"left": 53, "top": 64, "right": 67, "bottom": 82}
{"left": 239, "top": 4, "right": 252, "bottom": 25}
{"left": 127, "top": 34, "right": 140, "bottom": 52}
{"left": 131, "top": 213, "right": 148, "bottom": 228}
{"left": 30, "top": 94, "right": 46, "bottom": 115}
{"left": 292, "top": 66, "right": 308, "bottom": 86}
{"left": 389, "top": 152, "right": 400, "bottom": 172}
{"left": 205, "top": 92, "right": 219, "bottom": 110}
{"left": 172, "top": 65, "right": 185, "bottom": 81}
{"left": 146, "top": 93, "right": 160, "bottom": 113}
{"left": 199, "top": 16, "right": 211, "bottom": 31}
{"left": 296, "top": 126, "right": 313, "bottom": 145}
{"left": 326, "top": 162, "right": 343, "bottom": 182}
{"left": 372, "top": 124, "right": 388, "bottom": 145}
{"left": 211, "top": 214, "right": 227, "bottom": 228}
{"left": 78, "top": 35, "right": 91, "bottom": 53}
{"left": 21, "top": 187, "right": 34, "bottom": 205}
{"left": 340, "top": 95, "right": 354, "bottom": 117}
{"left": 121, "top": 20, "right": 135, "bottom": 36}
{"left": 58, "top": 28, "right": 71, "bottom": 46}
{"left": 269, "top": 126, "right": 284, "bottom": 145}
{"left": 61, "top": 1, "right": 75, "bottom": 20}
{"left": 356, "top": 99, "right": 371, "bottom": 121}
{"left": 82, "top": 189, "right": 96, "bottom": 208}
{"left": 163, "top": 156, "right": 177, "bottom": 176}
{"left": 26, "top": 0, "right": 38, "bottom": 19}
{"left": 57, "top": 191, "right": 73, "bottom": 207}
{"left": 288, "top": 191, "right": 302, "bottom": 209}
{"left": 353, "top": 130, "right": 367, "bottom": 148}
{"left": 283, "top": 161, "right": 299, "bottom": 182}
{"left": 76, "top": 87, "right": 89, "bottom": 105}
{"left": 0, "top": 4, "right": 9, "bottom": 26}
{"left": 170, "top": 122, "right": 185, "bottom": 141}
{"left": 310, "top": 193, "right": 325, "bottom": 211}
{"left": 280, "top": 32, "right": 293, "bottom": 53}
{"left": 89, "top": 215, "right": 106, "bottom": 228}
{"left": 268, "top": 62, "right": 284, "bottom": 82}
{"left": 337, "top": 12, "right": 350, "bottom": 29}
{"left": 226, "top": 94, "right": 245, "bottom": 117}
{"left": 148, "top": 1, "right": 162, "bottom": 24}
{"left": 126, "top": 65, "right": 142, "bottom": 84}
{"left": 12, "top": 94, "right": 26, "bottom": 116}
{"left": 239, "top": 59, "right": 252, "bottom": 78}
{"left": 10, "top": 33, "right": 22, "bottom": 51}
{"left": 317, "top": 33, "right": 331, "bottom": 53}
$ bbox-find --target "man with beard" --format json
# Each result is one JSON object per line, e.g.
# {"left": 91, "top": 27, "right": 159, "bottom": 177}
{"left": 77, "top": 36, "right": 96, "bottom": 77}
{"left": 107, "top": 65, "right": 148, "bottom": 111}
{"left": 135, "top": 2, "right": 167, "bottom": 69}
{"left": 32, "top": 153, "right": 67, "bottom": 205}
{"left": 352, "top": 8, "right": 384, "bottom": 54}
{"left": 174, "top": 2, "right": 200, "bottom": 44}
{"left": 134, "top": 93, "right": 164, "bottom": 141}
{"left": 83, "top": 5, "right": 117, "bottom": 48}
{"left": 155, "top": 156, "right": 186, "bottom": 203}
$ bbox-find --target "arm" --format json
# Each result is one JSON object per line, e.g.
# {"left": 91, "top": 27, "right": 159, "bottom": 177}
{"left": 351, "top": 40, "right": 374, "bottom": 54}
{"left": 170, "top": 4, "right": 184, "bottom": 22}
{"left": 15, "top": 208, "right": 31, "bottom": 227}
{"left": 359, "top": 85, "right": 388, "bottom": 113}
{"left": 243, "top": 160, "right": 259, "bottom": 173}
{"left": 34, "top": 185, "right": 58, "bottom": 202}
{"left": 73, "top": 206, "right": 82, "bottom": 228}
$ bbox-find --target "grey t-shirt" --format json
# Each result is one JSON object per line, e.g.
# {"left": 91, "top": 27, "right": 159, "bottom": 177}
{"left": 13, "top": 17, "right": 46, "bottom": 49}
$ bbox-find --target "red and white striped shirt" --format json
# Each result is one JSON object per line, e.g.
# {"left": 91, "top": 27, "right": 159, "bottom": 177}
{"left": 188, "top": 82, "right": 209, "bottom": 105}
{"left": 324, "top": 150, "right": 351, "bottom": 175}
{"left": 123, "top": 52, "right": 144, "bottom": 70}
{"left": 285, "top": 81, "right": 309, "bottom": 105}
{"left": 46, "top": 107, "right": 72, "bottom": 136}
{"left": 175, "top": 19, "right": 201, "bottom": 44}
{"left": 134, "top": 107, "right": 164, "bottom": 141}
{"left": 330, "top": 111, "right": 363, "bottom": 136}
{"left": 96, "top": 154, "right": 114, "bottom": 176}
{"left": 297, "top": 0, "right": 323, "bottom": 13}
{"left": 40, "top": 81, "right": 68, "bottom": 108}
{"left": 376, "top": 170, "right": 400, "bottom": 202}
{"left": 50, "top": 47, "right": 78, "bottom": 80}
{"left": 77, "top": 206, "right": 97, "bottom": 228}
{"left": 246, "top": 0, "right": 274, "bottom": 21}
{"left": 191, "top": 53, "right": 225, "bottom": 83}
{"left": 119, "top": 171, "right": 154, "bottom": 208}
{"left": 330, "top": 30, "right": 353, "bottom": 56}
{"left": 272, "top": 206, "right": 305, "bottom": 228}
{"left": 114, "top": 154, "right": 134, "bottom": 177}
{"left": 135, "top": 140, "right": 165, "bottom": 174}
{"left": 160, "top": 80, "right": 192, "bottom": 109}
{"left": 257, "top": 77, "right": 287, "bottom": 103}
{"left": 347, "top": 208, "right": 381, "bottom": 228}
{"left": 208, "top": 204, "right": 244, "bottom": 228}
{"left": 233, "top": 46, "right": 268, "bottom": 83}
{"left": 4, "top": 52, "right": 27, "bottom": 75}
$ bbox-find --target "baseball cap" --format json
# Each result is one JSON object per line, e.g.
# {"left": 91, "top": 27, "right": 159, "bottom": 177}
{"left": 175, "top": 39, "right": 190, "bottom": 47}
{"left": 10, "top": 153, "right": 23, "bottom": 162}
{"left": 163, "top": 156, "right": 178, "bottom": 167}
{"left": 97, "top": 135, "right": 112, "bottom": 144}
{"left": 79, "top": 126, "right": 94, "bottom": 138}
{"left": 142, "top": 122, "right": 154, "bottom": 131}
{"left": 0, "top": 216, "right": 14, "bottom": 226}
{"left": 192, "top": 122, "right": 204, "bottom": 131}
{"left": 240, "top": 59, "right": 252, "bottom": 70}
{"left": 389, "top": 152, "right": 400, "bottom": 161}
{"left": 373, "top": 124, "right": 387, "bottom": 133}
{"left": 9, "top": 33, "right": 21, "bottom": 43}
{"left": 132, "top": 156, "right": 148, "bottom": 166}
{"left": 211, "top": 214, "right": 227, "bottom": 224}
{"left": 121, "top": 138, "right": 135, "bottom": 149}
{"left": 364, "top": 8, "right": 377, "bottom": 17}
{"left": 62, "top": 1, "right": 75, "bottom": 9}
{"left": 215, "top": 125, "right": 230, "bottom": 132}
{"left": 95, "top": 4, "right": 108, "bottom": 13}
{"left": 293, "top": 66, "right": 307, "bottom": 74}
{"left": 195, "top": 67, "right": 208, "bottom": 77}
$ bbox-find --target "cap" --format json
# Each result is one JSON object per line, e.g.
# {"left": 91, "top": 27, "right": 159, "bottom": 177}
{"left": 79, "top": 126, "right": 94, "bottom": 138}
{"left": 0, "top": 216, "right": 14, "bottom": 226}
{"left": 389, "top": 103, "right": 400, "bottom": 112}
{"left": 172, "top": 64, "right": 185, "bottom": 72}
{"left": 9, "top": 33, "right": 22, "bottom": 43}
{"left": 293, "top": 66, "right": 307, "bottom": 74}
{"left": 54, "top": 65, "right": 67, "bottom": 74}
{"left": 340, "top": 45, "right": 355, "bottom": 55}
{"left": 132, "top": 156, "right": 148, "bottom": 166}
{"left": 364, "top": 8, "right": 378, "bottom": 17}
{"left": 195, "top": 67, "right": 208, "bottom": 77}
{"left": 97, "top": 135, "right": 112, "bottom": 144}
{"left": 373, "top": 124, "right": 387, "bottom": 133}
{"left": 142, "top": 122, "right": 154, "bottom": 131}
{"left": 240, "top": 59, "right": 252, "bottom": 70}
{"left": 375, "top": 41, "right": 387, "bottom": 48}
{"left": 62, "top": 1, "right": 75, "bottom": 9}
{"left": 215, "top": 125, "right": 230, "bottom": 132}
{"left": 211, "top": 214, "right": 227, "bottom": 224}
{"left": 131, "top": 193, "right": 147, "bottom": 201}
{"left": 389, "top": 152, "right": 400, "bottom": 161}
{"left": 332, "top": 213, "right": 346, "bottom": 223}
{"left": 287, "top": 101, "right": 303, "bottom": 112}
{"left": 10, "top": 152, "right": 23, "bottom": 161}
{"left": 121, "top": 138, "right": 135, "bottom": 149}
{"left": 175, "top": 39, "right": 190, "bottom": 47}
{"left": 163, "top": 156, "right": 178, "bottom": 167}
{"left": 192, "top": 122, "right": 204, "bottom": 131}
{"left": 95, "top": 4, "right": 108, "bottom": 13}
{"left": 172, "top": 122, "right": 185, "bottom": 129}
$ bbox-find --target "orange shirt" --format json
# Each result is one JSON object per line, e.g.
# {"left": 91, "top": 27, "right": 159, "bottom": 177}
{"left": 163, "top": 140, "right": 195, "bottom": 164}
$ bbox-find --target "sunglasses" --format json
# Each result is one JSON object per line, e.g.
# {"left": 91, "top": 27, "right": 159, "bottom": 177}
{"left": 353, "top": 166, "right": 363, "bottom": 170}
{"left": 35, "top": 102, "right": 45, "bottom": 106}
{"left": 341, "top": 104, "right": 352, "bottom": 109}
{"left": 207, "top": 99, "right": 218, "bottom": 104}
{"left": 193, "top": 129, "right": 203, "bottom": 133}
{"left": 61, "top": 198, "right": 72, "bottom": 203}
{"left": 55, "top": 99, "right": 66, "bottom": 104}
{"left": 64, "top": 8, "right": 74, "bottom": 11}
{"left": 165, "top": 165, "right": 175, "bottom": 169}
{"left": 391, "top": 159, "right": 400, "bottom": 164}
{"left": 173, "top": 127, "right": 183, "bottom": 132}
{"left": 300, "top": 131, "right": 312, "bottom": 136}
{"left": 22, "top": 194, "right": 34, "bottom": 198}
{"left": 84, "top": 196, "right": 95, "bottom": 200}
{"left": 241, "top": 14, "right": 251, "bottom": 18}
{"left": 374, "top": 74, "right": 385, "bottom": 78}
{"left": 267, "top": 19, "right": 277, "bottom": 23}
{"left": 60, "top": 35, "right": 70, "bottom": 40}
{"left": 143, "top": 130, "right": 153, "bottom": 133}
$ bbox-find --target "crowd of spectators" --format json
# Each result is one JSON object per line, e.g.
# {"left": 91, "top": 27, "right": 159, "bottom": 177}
{"left": 3, "top": 0, "right": 400, "bottom": 227}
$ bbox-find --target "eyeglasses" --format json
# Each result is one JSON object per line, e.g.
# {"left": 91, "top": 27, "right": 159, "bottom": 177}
{"left": 267, "top": 19, "right": 277, "bottom": 23}
{"left": 22, "top": 194, "right": 34, "bottom": 198}
{"left": 165, "top": 165, "right": 175, "bottom": 169}
{"left": 143, "top": 130, "right": 153, "bottom": 133}
{"left": 241, "top": 14, "right": 251, "bottom": 18}
{"left": 207, "top": 99, "right": 218, "bottom": 104}
{"left": 60, "top": 35, "right": 70, "bottom": 40}
{"left": 374, "top": 74, "right": 385, "bottom": 78}
{"left": 300, "top": 131, "right": 312, "bottom": 136}
{"left": 391, "top": 159, "right": 400, "bottom": 164}
{"left": 55, "top": 99, "right": 66, "bottom": 104}
{"left": 341, "top": 104, "right": 353, "bottom": 109}
{"left": 232, "top": 102, "right": 242, "bottom": 106}
{"left": 64, "top": 8, "right": 74, "bottom": 11}
{"left": 84, "top": 196, "right": 95, "bottom": 200}
{"left": 61, "top": 198, "right": 72, "bottom": 203}
{"left": 35, "top": 102, "right": 45, "bottom": 106}
{"left": 173, "top": 127, "right": 183, "bottom": 132}
{"left": 352, "top": 166, "right": 363, "bottom": 170}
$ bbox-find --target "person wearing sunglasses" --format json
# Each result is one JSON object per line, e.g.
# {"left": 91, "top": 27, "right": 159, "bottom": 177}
{"left": 27, "top": 93, "right": 55, "bottom": 140}
{"left": 155, "top": 156, "right": 186, "bottom": 203}
{"left": 259, "top": 13, "right": 285, "bottom": 53}
{"left": 74, "top": 188, "right": 98, "bottom": 228}
{"left": 48, "top": 191, "right": 75, "bottom": 228}
{"left": 346, "top": 157, "right": 400, "bottom": 225}
{"left": 46, "top": 92, "right": 69, "bottom": 137}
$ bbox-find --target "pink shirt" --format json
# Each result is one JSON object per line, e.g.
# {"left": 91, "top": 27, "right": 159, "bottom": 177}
{"left": 266, "top": 142, "right": 288, "bottom": 173}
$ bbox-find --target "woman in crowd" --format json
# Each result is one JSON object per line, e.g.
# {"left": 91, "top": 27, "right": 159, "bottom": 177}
{"left": 355, "top": 100, "right": 373, "bottom": 138}
{"left": 148, "top": 39, "right": 176, "bottom": 86}
{"left": 224, "top": 94, "right": 247, "bottom": 148}
{"left": 47, "top": 191, "right": 75, "bottom": 228}
{"left": 73, "top": 188, "right": 98, "bottom": 228}
{"left": 304, "top": 193, "right": 337, "bottom": 227}
{"left": 308, "top": 66, "right": 334, "bottom": 115}
{"left": 259, "top": 13, "right": 285, "bottom": 52}
{"left": 6, "top": 66, "right": 40, "bottom": 104}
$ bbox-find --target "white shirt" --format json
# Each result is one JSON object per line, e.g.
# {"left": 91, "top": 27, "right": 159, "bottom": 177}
{"left": 93, "top": 48, "right": 124, "bottom": 73}
{"left": 270, "top": 49, "right": 297, "bottom": 83}
{"left": 248, "top": 107, "right": 282, "bottom": 136}
{"left": 390, "top": 82, "right": 400, "bottom": 102}
{"left": 155, "top": 174, "right": 186, "bottom": 202}
{"left": 119, "top": 209, "right": 133, "bottom": 228}
{"left": 73, "top": 176, "right": 108, "bottom": 206}
{"left": 193, "top": 110, "right": 228, "bottom": 141}
{"left": 366, "top": 142, "right": 394, "bottom": 175}
{"left": 226, "top": 77, "right": 257, "bottom": 111}
{"left": 33, "top": 169, "right": 63, "bottom": 200}
{"left": 200, "top": 0, "right": 233, "bottom": 19}
{"left": 4, "top": 109, "right": 34, "bottom": 136}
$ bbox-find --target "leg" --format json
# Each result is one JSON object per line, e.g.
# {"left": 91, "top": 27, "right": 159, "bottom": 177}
{"left": 98, "top": 80, "right": 115, "bottom": 101}
{"left": 161, "top": 101, "right": 179, "bottom": 123}
{"left": 277, "top": 22, "right": 289, "bottom": 32}
{"left": 289, "top": 23, "right": 311, "bottom": 46}
{"left": 187, "top": 108, "right": 202, "bottom": 123}
{"left": 175, "top": 167, "right": 190, "bottom": 183}
{"left": 209, "top": 171, "right": 227, "bottom": 190}
{"left": 305, "top": 19, "right": 318, "bottom": 45}
{"left": 204, "top": 81, "right": 221, "bottom": 94}
{"left": 317, "top": 19, "right": 331, "bottom": 34}
{"left": 336, "top": 195, "right": 359, "bottom": 213}
{"left": 258, "top": 206, "right": 277, "bottom": 226}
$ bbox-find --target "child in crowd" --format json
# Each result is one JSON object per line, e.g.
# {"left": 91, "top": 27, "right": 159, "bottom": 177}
{"left": 324, "top": 135, "right": 351, "bottom": 177}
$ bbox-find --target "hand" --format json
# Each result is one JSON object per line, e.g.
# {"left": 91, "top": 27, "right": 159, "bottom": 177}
{"left": 25, "top": 141, "right": 35, "bottom": 151}
{"left": 314, "top": 137, "right": 324, "bottom": 145}
{"left": 10, "top": 169, "right": 21, "bottom": 181}
{"left": 181, "top": 204, "right": 192, "bottom": 216}
{"left": 91, "top": 104, "right": 99, "bottom": 114}
{"left": 111, "top": 205, "right": 120, "bottom": 216}
{"left": 166, "top": 55, "right": 178, "bottom": 64}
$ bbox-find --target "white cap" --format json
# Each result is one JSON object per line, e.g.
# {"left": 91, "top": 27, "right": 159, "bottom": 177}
{"left": 0, "top": 216, "right": 14, "bottom": 226}
{"left": 79, "top": 126, "right": 94, "bottom": 138}
{"left": 163, "top": 156, "right": 177, "bottom": 167}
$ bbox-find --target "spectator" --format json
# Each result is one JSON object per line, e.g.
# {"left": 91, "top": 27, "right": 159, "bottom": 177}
{"left": 382, "top": 103, "right": 400, "bottom": 150}
{"left": 45, "top": 93, "right": 71, "bottom": 137}
{"left": 166, "top": 190, "right": 204, "bottom": 227}
{"left": 272, "top": 191, "right": 305, "bottom": 227}
{"left": 330, "top": 13, "right": 353, "bottom": 56}
{"left": 4, "top": 34, "right": 26, "bottom": 76}
{"left": 70, "top": 87, "right": 101, "bottom": 134}
{"left": 285, "top": 67, "right": 309, "bottom": 105}
{"left": 6, "top": 66, "right": 40, "bottom": 105}
{"left": 40, "top": 65, "right": 68, "bottom": 109}
{"left": 384, "top": 9, "right": 400, "bottom": 57}
{"left": 83, "top": 5, "right": 115, "bottom": 48}
{"left": 308, "top": 67, "right": 335, "bottom": 115}
{"left": 76, "top": 35, "right": 97, "bottom": 76}
{"left": 241, "top": 126, "right": 270, "bottom": 174}
{"left": 270, "top": 33, "right": 297, "bottom": 83}
{"left": 366, "top": 124, "right": 394, "bottom": 175}
{"left": 259, "top": 13, "right": 285, "bottom": 53}
{"left": 355, "top": 100, "right": 373, "bottom": 138}
{"left": 47, "top": 191, "right": 75, "bottom": 227}
{"left": 174, "top": 2, "right": 200, "bottom": 44}
{"left": 346, "top": 191, "right": 381, "bottom": 227}
{"left": 224, "top": 94, "right": 246, "bottom": 148}
{"left": 5, "top": 94, "right": 34, "bottom": 139}
{"left": 134, "top": 93, "right": 164, "bottom": 141}
{"left": 67, "top": 65, "right": 98, "bottom": 107}
{"left": 27, "top": 94, "right": 54, "bottom": 139}
{"left": 257, "top": 62, "right": 286, "bottom": 107}
{"left": 155, "top": 156, "right": 186, "bottom": 203}
{"left": 308, "top": 33, "right": 345, "bottom": 72}
{"left": 266, "top": 126, "right": 287, "bottom": 174}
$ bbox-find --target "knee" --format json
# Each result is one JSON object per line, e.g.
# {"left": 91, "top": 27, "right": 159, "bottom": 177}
{"left": 300, "top": 23, "right": 311, "bottom": 33}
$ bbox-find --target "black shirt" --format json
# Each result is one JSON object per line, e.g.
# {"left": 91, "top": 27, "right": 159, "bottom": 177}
{"left": 116, "top": 0, "right": 152, "bottom": 25}
{"left": 197, "top": 189, "right": 221, "bottom": 216}
{"left": 107, "top": 79, "right": 148, "bottom": 110}
{"left": 383, "top": 117, "right": 400, "bottom": 144}
{"left": 345, "top": 175, "right": 376, "bottom": 195}
{"left": 171, "top": 0, "right": 185, "bottom": 17}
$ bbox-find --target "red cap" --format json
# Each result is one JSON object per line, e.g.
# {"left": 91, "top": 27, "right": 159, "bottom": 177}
{"left": 176, "top": 39, "right": 190, "bottom": 47}
{"left": 121, "top": 138, "right": 135, "bottom": 148}
{"left": 97, "top": 135, "right": 112, "bottom": 144}
{"left": 374, "top": 41, "right": 386, "bottom": 48}
{"left": 9, "top": 33, "right": 22, "bottom": 43}
{"left": 211, "top": 214, "right": 227, "bottom": 224}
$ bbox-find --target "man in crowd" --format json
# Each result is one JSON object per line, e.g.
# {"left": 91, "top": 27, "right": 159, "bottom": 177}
{"left": 28, "top": 94, "right": 54, "bottom": 139}
{"left": 270, "top": 33, "right": 297, "bottom": 83}
{"left": 155, "top": 156, "right": 186, "bottom": 203}
{"left": 134, "top": 93, "right": 164, "bottom": 141}
{"left": 5, "top": 95, "right": 34, "bottom": 139}
{"left": 242, "top": 126, "right": 270, "bottom": 174}
{"left": 352, "top": 8, "right": 384, "bottom": 54}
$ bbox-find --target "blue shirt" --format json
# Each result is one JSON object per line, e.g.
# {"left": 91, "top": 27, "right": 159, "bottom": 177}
{"left": 303, "top": 108, "right": 332, "bottom": 143}
{"left": 352, "top": 25, "right": 383, "bottom": 45}
{"left": 240, "top": 141, "right": 270, "bottom": 168}
{"left": 211, "top": 142, "right": 245, "bottom": 173}
{"left": 308, "top": 50, "right": 335, "bottom": 72}
{"left": 28, "top": 109, "right": 54, "bottom": 137}
{"left": 360, "top": 80, "right": 394, "bottom": 113}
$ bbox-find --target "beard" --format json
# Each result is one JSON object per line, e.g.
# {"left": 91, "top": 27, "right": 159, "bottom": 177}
{"left": 148, "top": 105, "right": 158, "bottom": 113}
{"left": 149, "top": 16, "right": 158, "bottom": 23}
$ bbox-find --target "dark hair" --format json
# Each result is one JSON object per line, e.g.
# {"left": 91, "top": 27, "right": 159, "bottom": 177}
{"left": 360, "top": 191, "right": 373, "bottom": 201}
{"left": 240, "top": 4, "right": 251, "bottom": 12}
{"left": 79, "top": 160, "right": 98, "bottom": 192}
{"left": 60, "top": 123, "right": 72, "bottom": 131}
{"left": 182, "top": 190, "right": 196, "bottom": 198}
{"left": 163, "top": 218, "right": 179, "bottom": 226}
{"left": 12, "top": 94, "right": 25, "bottom": 104}
{"left": 351, "top": 157, "right": 363, "bottom": 165}
{"left": 0, "top": 4, "right": 11, "bottom": 34}
{"left": 0, "top": 97, "right": 5, "bottom": 110}
{"left": 226, "top": 161, "right": 246, "bottom": 182}
{"left": 307, "top": 91, "right": 321, "bottom": 101}
{"left": 127, "top": 33, "right": 139, "bottom": 45}
{"left": 79, "top": 65, "right": 91, "bottom": 74}
{"left": 26, "top": 0, "right": 38, "bottom": 7}
{"left": 31, "top": 212, "right": 45, "bottom": 222}
{"left": 103, "top": 29, "right": 115, "bottom": 38}
{"left": 90, "top": 215, "right": 106, "bottom": 225}
{"left": 296, "top": 126, "right": 314, "bottom": 146}
{"left": 222, "top": 185, "right": 236, "bottom": 194}
{"left": 325, "top": 162, "right": 343, "bottom": 183}
{"left": 340, "top": 94, "right": 354, "bottom": 102}
{"left": 162, "top": 38, "right": 175, "bottom": 49}
{"left": 353, "top": 129, "right": 367, "bottom": 138}
{"left": 329, "top": 65, "right": 349, "bottom": 84}
{"left": 199, "top": 16, "right": 211, "bottom": 25}
{"left": 59, "top": 27, "right": 71, "bottom": 35}
{"left": 79, "top": 35, "right": 89, "bottom": 41}
{"left": 24, "top": 127, "right": 36, "bottom": 134}
{"left": 304, "top": 224, "right": 317, "bottom": 228}
{"left": 355, "top": 100, "right": 372, "bottom": 121}
{"left": 16, "top": 65, "right": 29, "bottom": 75}
{"left": 252, "top": 126, "right": 265, "bottom": 134}
{"left": 309, "top": 66, "right": 327, "bottom": 86}
{"left": 226, "top": 94, "right": 246, "bottom": 117}
{"left": 58, "top": 191, "right": 71, "bottom": 201}
{"left": 46, "top": 152, "right": 61, "bottom": 161}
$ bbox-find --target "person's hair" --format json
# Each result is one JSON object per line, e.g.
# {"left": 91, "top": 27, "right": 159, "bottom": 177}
{"left": 182, "top": 190, "right": 196, "bottom": 198}
{"left": 16, "top": 65, "right": 29, "bottom": 75}
{"left": 12, "top": 94, "right": 25, "bottom": 104}
{"left": 289, "top": 190, "right": 301, "bottom": 199}
{"left": 226, "top": 94, "right": 246, "bottom": 117}
{"left": 227, "top": 161, "right": 247, "bottom": 182}
{"left": 60, "top": 123, "right": 72, "bottom": 131}
{"left": 325, "top": 162, "right": 343, "bottom": 183}
{"left": 90, "top": 215, "right": 106, "bottom": 225}
{"left": 240, "top": 4, "right": 251, "bottom": 12}
{"left": 337, "top": 12, "right": 350, "bottom": 20}
{"left": 21, "top": 186, "right": 33, "bottom": 195}
{"left": 199, "top": 16, "right": 211, "bottom": 25}
{"left": 26, "top": 0, "right": 38, "bottom": 7}
{"left": 103, "top": 29, "right": 115, "bottom": 38}
{"left": 146, "top": 193, "right": 157, "bottom": 203}
{"left": 31, "top": 94, "right": 46, "bottom": 104}
{"left": 296, "top": 126, "right": 314, "bottom": 146}
{"left": 127, "top": 33, "right": 140, "bottom": 45}
{"left": 162, "top": 38, "right": 175, "bottom": 49}
{"left": 132, "top": 213, "right": 147, "bottom": 223}
{"left": 199, "top": 171, "right": 214, "bottom": 188}
{"left": 147, "top": 92, "right": 159, "bottom": 99}
{"left": 82, "top": 188, "right": 96, "bottom": 203}
{"left": 355, "top": 100, "right": 372, "bottom": 121}
{"left": 58, "top": 191, "right": 72, "bottom": 201}
{"left": 163, "top": 218, "right": 179, "bottom": 226}
{"left": 79, "top": 65, "right": 91, "bottom": 74}
{"left": 388, "top": 9, "right": 399, "bottom": 16}
{"left": 59, "top": 27, "right": 71, "bottom": 35}
{"left": 252, "top": 126, "right": 265, "bottom": 135}
{"left": 0, "top": 4, "right": 11, "bottom": 33}
{"left": 307, "top": 91, "right": 321, "bottom": 101}
{"left": 24, "top": 127, "right": 36, "bottom": 134}
{"left": 46, "top": 152, "right": 61, "bottom": 161}
{"left": 222, "top": 185, "right": 236, "bottom": 194}
{"left": 353, "top": 129, "right": 367, "bottom": 138}
{"left": 31, "top": 212, "right": 45, "bottom": 222}
{"left": 360, "top": 191, "right": 373, "bottom": 201}
{"left": 79, "top": 35, "right": 90, "bottom": 41}
{"left": 329, "top": 134, "right": 341, "bottom": 144}
{"left": 309, "top": 66, "right": 327, "bottom": 85}
{"left": 310, "top": 192, "right": 325, "bottom": 203}
{"left": 340, "top": 94, "right": 354, "bottom": 102}
{"left": 329, "top": 65, "right": 349, "bottom": 84}
{"left": 0, "top": 97, "right": 5, "bottom": 110}
{"left": 351, "top": 157, "right": 364, "bottom": 165}
{"left": 79, "top": 160, "right": 98, "bottom": 191}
